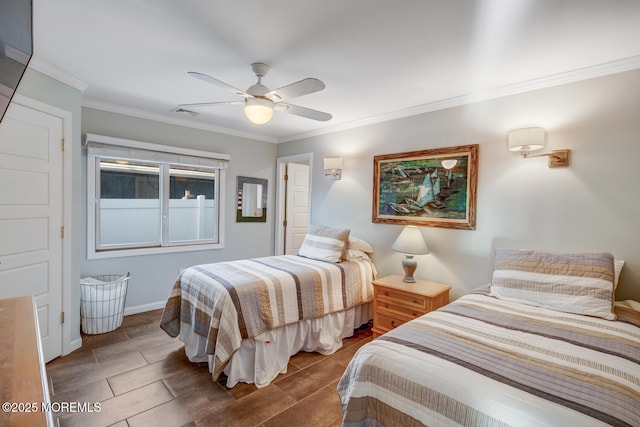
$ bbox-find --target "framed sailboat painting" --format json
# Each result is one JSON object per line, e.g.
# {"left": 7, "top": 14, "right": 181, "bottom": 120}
{"left": 372, "top": 144, "right": 478, "bottom": 229}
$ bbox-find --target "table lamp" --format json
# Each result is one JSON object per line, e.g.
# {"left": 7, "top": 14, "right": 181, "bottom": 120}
{"left": 391, "top": 225, "right": 429, "bottom": 283}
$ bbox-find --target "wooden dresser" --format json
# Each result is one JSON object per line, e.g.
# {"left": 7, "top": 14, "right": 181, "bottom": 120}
{"left": 0, "top": 296, "right": 53, "bottom": 426}
{"left": 372, "top": 275, "right": 451, "bottom": 338}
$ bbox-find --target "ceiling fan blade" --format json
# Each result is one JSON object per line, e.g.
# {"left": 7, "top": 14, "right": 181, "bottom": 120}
{"left": 187, "top": 71, "right": 250, "bottom": 97}
{"left": 177, "top": 101, "right": 244, "bottom": 108}
{"left": 275, "top": 102, "right": 332, "bottom": 122}
{"left": 267, "top": 78, "right": 325, "bottom": 101}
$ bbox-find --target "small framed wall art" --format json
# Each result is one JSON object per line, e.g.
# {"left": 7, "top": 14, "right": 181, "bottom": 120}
{"left": 236, "top": 176, "right": 268, "bottom": 222}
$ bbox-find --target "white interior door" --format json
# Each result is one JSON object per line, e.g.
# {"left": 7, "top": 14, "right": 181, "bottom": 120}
{"left": 285, "top": 163, "right": 309, "bottom": 255}
{"left": 0, "top": 102, "right": 63, "bottom": 362}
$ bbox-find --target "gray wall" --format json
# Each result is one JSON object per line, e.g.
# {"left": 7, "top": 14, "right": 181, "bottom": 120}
{"left": 14, "top": 65, "right": 640, "bottom": 353}
{"left": 277, "top": 69, "right": 640, "bottom": 302}
{"left": 81, "top": 108, "right": 278, "bottom": 311}
{"left": 16, "top": 70, "right": 278, "bottom": 347}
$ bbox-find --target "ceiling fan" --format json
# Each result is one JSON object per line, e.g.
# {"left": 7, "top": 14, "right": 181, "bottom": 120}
{"left": 177, "top": 62, "right": 332, "bottom": 125}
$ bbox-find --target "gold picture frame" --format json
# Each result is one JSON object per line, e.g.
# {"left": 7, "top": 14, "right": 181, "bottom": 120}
{"left": 372, "top": 144, "right": 478, "bottom": 229}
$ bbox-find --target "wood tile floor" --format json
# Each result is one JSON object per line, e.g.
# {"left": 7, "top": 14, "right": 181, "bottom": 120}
{"left": 46, "top": 310, "right": 372, "bottom": 427}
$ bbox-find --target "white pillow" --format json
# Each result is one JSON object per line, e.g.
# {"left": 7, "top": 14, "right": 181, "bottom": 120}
{"left": 348, "top": 236, "right": 374, "bottom": 253}
{"left": 344, "top": 248, "right": 371, "bottom": 261}
{"left": 298, "top": 224, "right": 350, "bottom": 263}
{"left": 614, "top": 259, "right": 624, "bottom": 289}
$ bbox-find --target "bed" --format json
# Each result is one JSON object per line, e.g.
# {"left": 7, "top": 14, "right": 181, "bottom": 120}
{"left": 160, "top": 225, "right": 377, "bottom": 388}
{"left": 338, "top": 249, "right": 640, "bottom": 427}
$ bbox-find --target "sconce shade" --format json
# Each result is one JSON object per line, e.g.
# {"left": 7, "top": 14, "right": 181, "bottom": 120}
{"left": 391, "top": 226, "right": 429, "bottom": 255}
{"left": 244, "top": 98, "right": 274, "bottom": 124}
{"left": 323, "top": 157, "right": 343, "bottom": 170}
{"left": 323, "top": 157, "right": 343, "bottom": 180}
{"left": 508, "top": 127, "right": 545, "bottom": 152}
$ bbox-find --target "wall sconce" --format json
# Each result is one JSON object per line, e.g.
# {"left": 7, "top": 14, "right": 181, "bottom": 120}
{"left": 323, "top": 157, "right": 343, "bottom": 180}
{"left": 508, "top": 127, "right": 570, "bottom": 168}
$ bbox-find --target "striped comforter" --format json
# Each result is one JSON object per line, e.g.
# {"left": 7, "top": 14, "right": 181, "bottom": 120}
{"left": 160, "top": 255, "right": 375, "bottom": 377}
{"left": 338, "top": 287, "right": 640, "bottom": 427}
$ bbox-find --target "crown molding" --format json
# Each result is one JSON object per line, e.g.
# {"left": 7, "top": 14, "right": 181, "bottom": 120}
{"left": 28, "top": 53, "right": 640, "bottom": 144}
{"left": 278, "top": 55, "right": 640, "bottom": 143}
{"left": 27, "top": 56, "right": 89, "bottom": 92}
{"left": 82, "top": 98, "right": 278, "bottom": 143}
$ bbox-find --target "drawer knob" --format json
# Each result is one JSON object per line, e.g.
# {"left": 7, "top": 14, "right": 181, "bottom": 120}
{"left": 391, "top": 320, "right": 396, "bottom": 328}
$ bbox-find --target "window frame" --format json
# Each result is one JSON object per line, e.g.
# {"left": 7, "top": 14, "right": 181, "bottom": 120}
{"left": 86, "top": 133, "right": 229, "bottom": 259}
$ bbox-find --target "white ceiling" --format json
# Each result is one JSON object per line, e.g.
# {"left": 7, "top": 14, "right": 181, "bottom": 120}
{"left": 31, "top": 0, "right": 640, "bottom": 143}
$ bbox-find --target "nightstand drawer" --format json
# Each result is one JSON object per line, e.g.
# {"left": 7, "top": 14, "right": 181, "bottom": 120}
{"left": 371, "top": 275, "right": 451, "bottom": 339}
{"left": 375, "top": 300, "right": 426, "bottom": 319}
{"left": 376, "top": 288, "right": 427, "bottom": 311}
{"left": 376, "top": 312, "right": 407, "bottom": 332}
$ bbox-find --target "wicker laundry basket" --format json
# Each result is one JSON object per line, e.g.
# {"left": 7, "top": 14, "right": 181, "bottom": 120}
{"left": 80, "top": 273, "right": 130, "bottom": 334}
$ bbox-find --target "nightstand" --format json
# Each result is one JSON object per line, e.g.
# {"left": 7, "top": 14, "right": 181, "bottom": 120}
{"left": 372, "top": 274, "right": 451, "bottom": 338}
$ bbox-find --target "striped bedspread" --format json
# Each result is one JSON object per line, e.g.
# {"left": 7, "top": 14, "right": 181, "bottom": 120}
{"left": 160, "top": 255, "right": 375, "bottom": 377}
{"left": 338, "top": 287, "right": 640, "bottom": 427}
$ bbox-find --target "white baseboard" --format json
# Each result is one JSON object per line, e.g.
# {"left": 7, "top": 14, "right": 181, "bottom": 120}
{"left": 124, "top": 301, "right": 166, "bottom": 316}
{"left": 67, "top": 337, "right": 83, "bottom": 355}
{"left": 66, "top": 303, "right": 164, "bottom": 354}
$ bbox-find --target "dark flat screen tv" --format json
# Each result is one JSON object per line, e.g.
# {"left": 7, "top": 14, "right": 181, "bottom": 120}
{"left": 0, "top": 0, "right": 33, "bottom": 123}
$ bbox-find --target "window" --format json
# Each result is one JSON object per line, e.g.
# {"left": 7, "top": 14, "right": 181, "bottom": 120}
{"left": 98, "top": 159, "right": 161, "bottom": 248}
{"left": 87, "top": 134, "right": 229, "bottom": 259}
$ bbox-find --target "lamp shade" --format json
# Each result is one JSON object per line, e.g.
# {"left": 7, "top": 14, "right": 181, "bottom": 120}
{"left": 508, "top": 127, "right": 545, "bottom": 152}
{"left": 244, "top": 98, "right": 274, "bottom": 124}
{"left": 391, "top": 226, "right": 429, "bottom": 255}
{"left": 323, "top": 157, "right": 343, "bottom": 170}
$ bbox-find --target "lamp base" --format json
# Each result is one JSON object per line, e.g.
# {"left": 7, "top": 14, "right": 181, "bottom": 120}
{"left": 401, "top": 255, "right": 417, "bottom": 283}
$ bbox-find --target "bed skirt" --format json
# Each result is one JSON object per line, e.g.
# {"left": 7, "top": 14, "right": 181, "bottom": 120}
{"left": 179, "top": 302, "right": 373, "bottom": 388}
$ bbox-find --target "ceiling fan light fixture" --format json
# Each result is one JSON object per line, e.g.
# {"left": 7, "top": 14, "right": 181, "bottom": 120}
{"left": 244, "top": 98, "right": 274, "bottom": 125}
{"left": 183, "top": 63, "right": 330, "bottom": 123}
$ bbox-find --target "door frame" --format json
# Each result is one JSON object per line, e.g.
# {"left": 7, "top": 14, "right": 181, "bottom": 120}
{"left": 11, "top": 93, "right": 75, "bottom": 356}
{"left": 274, "top": 152, "right": 313, "bottom": 255}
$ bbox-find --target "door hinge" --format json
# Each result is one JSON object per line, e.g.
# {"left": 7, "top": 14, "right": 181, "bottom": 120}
{"left": 61, "top": 138, "right": 65, "bottom": 151}
{"left": 60, "top": 312, "right": 65, "bottom": 324}
{"left": 61, "top": 226, "right": 65, "bottom": 238}
{"left": 283, "top": 219, "right": 288, "bottom": 227}
{"left": 284, "top": 174, "right": 288, "bottom": 181}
